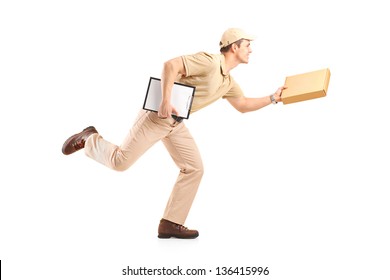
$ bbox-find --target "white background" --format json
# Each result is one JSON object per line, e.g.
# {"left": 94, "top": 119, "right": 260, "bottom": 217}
{"left": 1, "top": 0, "right": 389, "bottom": 279}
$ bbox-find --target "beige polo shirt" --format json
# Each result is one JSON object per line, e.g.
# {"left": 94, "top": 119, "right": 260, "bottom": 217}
{"left": 178, "top": 52, "right": 244, "bottom": 113}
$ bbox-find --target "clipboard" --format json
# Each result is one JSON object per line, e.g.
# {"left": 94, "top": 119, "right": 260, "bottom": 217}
{"left": 142, "top": 77, "right": 195, "bottom": 119}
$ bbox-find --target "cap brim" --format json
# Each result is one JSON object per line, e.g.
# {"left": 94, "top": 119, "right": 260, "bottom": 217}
{"left": 243, "top": 34, "right": 256, "bottom": 41}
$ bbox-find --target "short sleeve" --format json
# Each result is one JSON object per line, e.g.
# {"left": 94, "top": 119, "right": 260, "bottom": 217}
{"left": 223, "top": 78, "right": 244, "bottom": 99}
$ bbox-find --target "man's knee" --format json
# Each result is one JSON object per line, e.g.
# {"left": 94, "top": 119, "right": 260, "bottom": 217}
{"left": 110, "top": 155, "right": 132, "bottom": 172}
{"left": 111, "top": 164, "right": 129, "bottom": 172}
{"left": 184, "top": 160, "right": 204, "bottom": 177}
{"left": 109, "top": 149, "right": 136, "bottom": 172}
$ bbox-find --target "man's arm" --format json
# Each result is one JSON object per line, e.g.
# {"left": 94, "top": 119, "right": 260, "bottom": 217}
{"left": 226, "top": 86, "right": 286, "bottom": 113}
{"left": 158, "top": 57, "right": 187, "bottom": 119}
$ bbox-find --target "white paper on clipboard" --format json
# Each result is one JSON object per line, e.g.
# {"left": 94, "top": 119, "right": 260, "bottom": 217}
{"left": 142, "top": 77, "right": 195, "bottom": 119}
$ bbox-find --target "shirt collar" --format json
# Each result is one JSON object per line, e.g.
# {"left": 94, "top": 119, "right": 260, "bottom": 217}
{"left": 220, "top": 54, "right": 229, "bottom": 76}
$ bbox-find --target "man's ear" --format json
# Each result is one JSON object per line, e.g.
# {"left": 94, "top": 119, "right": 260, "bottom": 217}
{"left": 231, "top": 43, "right": 239, "bottom": 53}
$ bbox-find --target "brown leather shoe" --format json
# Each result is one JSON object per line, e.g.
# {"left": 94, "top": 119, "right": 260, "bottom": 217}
{"left": 158, "top": 219, "right": 199, "bottom": 239}
{"left": 62, "top": 126, "right": 98, "bottom": 155}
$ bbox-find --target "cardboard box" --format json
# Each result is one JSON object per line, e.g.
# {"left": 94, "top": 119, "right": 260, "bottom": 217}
{"left": 281, "top": 68, "right": 331, "bottom": 104}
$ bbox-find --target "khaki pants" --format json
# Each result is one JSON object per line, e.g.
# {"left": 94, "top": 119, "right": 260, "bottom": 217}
{"left": 84, "top": 110, "right": 203, "bottom": 225}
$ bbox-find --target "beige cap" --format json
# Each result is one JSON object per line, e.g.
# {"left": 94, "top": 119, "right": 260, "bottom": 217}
{"left": 219, "top": 28, "right": 255, "bottom": 48}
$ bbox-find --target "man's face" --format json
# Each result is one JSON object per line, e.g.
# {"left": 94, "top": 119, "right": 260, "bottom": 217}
{"left": 236, "top": 39, "right": 252, "bottom": 64}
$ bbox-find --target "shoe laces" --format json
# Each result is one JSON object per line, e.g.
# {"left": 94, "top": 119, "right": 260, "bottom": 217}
{"left": 72, "top": 140, "right": 85, "bottom": 150}
{"left": 176, "top": 224, "right": 189, "bottom": 231}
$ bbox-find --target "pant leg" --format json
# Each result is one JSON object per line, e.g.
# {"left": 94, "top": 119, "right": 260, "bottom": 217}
{"left": 161, "top": 123, "right": 204, "bottom": 225}
{"left": 84, "top": 109, "right": 202, "bottom": 224}
{"left": 84, "top": 110, "right": 173, "bottom": 171}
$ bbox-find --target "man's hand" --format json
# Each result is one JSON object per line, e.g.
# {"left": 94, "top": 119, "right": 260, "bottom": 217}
{"left": 273, "top": 86, "right": 287, "bottom": 103}
{"left": 158, "top": 101, "right": 178, "bottom": 119}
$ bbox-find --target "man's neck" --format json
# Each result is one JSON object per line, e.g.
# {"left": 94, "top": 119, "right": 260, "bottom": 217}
{"left": 223, "top": 52, "right": 240, "bottom": 74}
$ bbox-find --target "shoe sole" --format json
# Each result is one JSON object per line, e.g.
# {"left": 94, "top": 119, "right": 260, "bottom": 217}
{"left": 158, "top": 234, "right": 199, "bottom": 239}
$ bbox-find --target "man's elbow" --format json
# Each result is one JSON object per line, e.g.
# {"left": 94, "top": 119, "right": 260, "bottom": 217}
{"left": 239, "top": 108, "right": 251, "bottom": 113}
{"left": 236, "top": 100, "right": 250, "bottom": 113}
{"left": 232, "top": 105, "right": 250, "bottom": 113}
